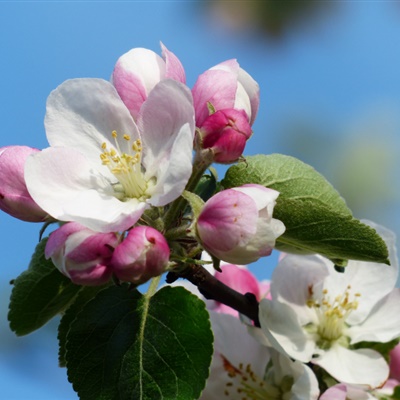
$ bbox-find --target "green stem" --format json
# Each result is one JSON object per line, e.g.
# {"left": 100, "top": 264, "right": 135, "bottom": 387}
{"left": 146, "top": 275, "right": 161, "bottom": 298}
{"left": 163, "top": 150, "right": 213, "bottom": 229}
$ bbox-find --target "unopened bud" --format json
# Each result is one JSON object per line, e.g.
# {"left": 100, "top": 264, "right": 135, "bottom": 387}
{"left": 199, "top": 109, "right": 252, "bottom": 163}
{"left": 45, "top": 222, "right": 119, "bottom": 286}
{"left": 0, "top": 146, "right": 48, "bottom": 222}
{"left": 111, "top": 226, "right": 170, "bottom": 284}
{"left": 196, "top": 184, "right": 285, "bottom": 265}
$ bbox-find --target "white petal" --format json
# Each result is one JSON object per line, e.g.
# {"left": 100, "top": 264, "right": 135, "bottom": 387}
{"left": 347, "top": 289, "right": 400, "bottom": 344}
{"left": 114, "top": 47, "right": 165, "bottom": 95}
{"left": 232, "top": 184, "right": 279, "bottom": 211}
{"left": 339, "top": 221, "right": 398, "bottom": 325}
{"left": 138, "top": 79, "right": 195, "bottom": 205}
{"left": 290, "top": 364, "right": 320, "bottom": 400}
{"left": 60, "top": 189, "right": 147, "bottom": 233}
{"left": 201, "top": 312, "right": 270, "bottom": 400}
{"left": 313, "top": 345, "right": 389, "bottom": 388}
{"left": 259, "top": 299, "right": 315, "bottom": 363}
{"left": 268, "top": 350, "right": 320, "bottom": 400}
{"left": 271, "top": 254, "right": 329, "bottom": 325}
{"left": 45, "top": 78, "right": 140, "bottom": 174}
{"left": 25, "top": 147, "right": 146, "bottom": 232}
{"left": 234, "top": 81, "right": 252, "bottom": 121}
{"left": 237, "top": 67, "right": 260, "bottom": 125}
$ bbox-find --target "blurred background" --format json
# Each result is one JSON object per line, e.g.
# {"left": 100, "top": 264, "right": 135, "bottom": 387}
{"left": 1, "top": 1, "right": 399, "bottom": 398}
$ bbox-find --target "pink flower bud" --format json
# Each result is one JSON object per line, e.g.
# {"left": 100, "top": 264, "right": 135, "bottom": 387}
{"left": 196, "top": 184, "right": 285, "bottom": 265}
{"left": 0, "top": 146, "right": 48, "bottom": 222}
{"left": 45, "top": 222, "right": 119, "bottom": 286}
{"left": 192, "top": 59, "right": 259, "bottom": 127}
{"left": 390, "top": 343, "right": 400, "bottom": 381}
{"left": 111, "top": 226, "right": 170, "bottom": 284}
{"left": 112, "top": 42, "right": 185, "bottom": 120}
{"left": 199, "top": 108, "right": 252, "bottom": 163}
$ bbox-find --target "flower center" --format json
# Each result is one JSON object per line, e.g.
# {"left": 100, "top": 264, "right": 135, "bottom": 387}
{"left": 100, "top": 130, "right": 148, "bottom": 200}
{"left": 307, "top": 285, "right": 360, "bottom": 346}
{"left": 221, "top": 356, "right": 286, "bottom": 400}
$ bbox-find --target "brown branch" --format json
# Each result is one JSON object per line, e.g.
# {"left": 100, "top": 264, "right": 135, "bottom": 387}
{"left": 167, "top": 264, "right": 260, "bottom": 327}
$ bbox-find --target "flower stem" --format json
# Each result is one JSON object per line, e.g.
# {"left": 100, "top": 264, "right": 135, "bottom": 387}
{"left": 167, "top": 264, "right": 260, "bottom": 326}
{"left": 163, "top": 150, "right": 213, "bottom": 230}
{"left": 146, "top": 275, "right": 162, "bottom": 298}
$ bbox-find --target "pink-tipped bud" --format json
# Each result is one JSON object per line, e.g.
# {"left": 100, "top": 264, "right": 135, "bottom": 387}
{"left": 199, "top": 108, "right": 252, "bottom": 163}
{"left": 192, "top": 59, "right": 259, "bottom": 128}
{"left": 112, "top": 43, "right": 185, "bottom": 120}
{"left": 0, "top": 146, "right": 48, "bottom": 222}
{"left": 111, "top": 226, "right": 170, "bottom": 284}
{"left": 196, "top": 184, "right": 285, "bottom": 265}
{"left": 45, "top": 222, "right": 119, "bottom": 286}
{"left": 390, "top": 343, "right": 400, "bottom": 381}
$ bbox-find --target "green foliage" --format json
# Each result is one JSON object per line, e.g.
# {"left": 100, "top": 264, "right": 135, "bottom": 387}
{"left": 58, "top": 285, "right": 108, "bottom": 367}
{"left": 64, "top": 285, "right": 213, "bottom": 400}
{"left": 392, "top": 386, "right": 400, "bottom": 399}
{"left": 222, "top": 154, "right": 389, "bottom": 265}
{"left": 8, "top": 238, "right": 81, "bottom": 336}
{"left": 193, "top": 169, "right": 218, "bottom": 202}
{"left": 353, "top": 338, "right": 400, "bottom": 363}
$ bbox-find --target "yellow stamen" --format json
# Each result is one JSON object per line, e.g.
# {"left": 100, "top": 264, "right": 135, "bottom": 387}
{"left": 307, "top": 285, "right": 360, "bottom": 343}
{"left": 99, "top": 130, "right": 148, "bottom": 200}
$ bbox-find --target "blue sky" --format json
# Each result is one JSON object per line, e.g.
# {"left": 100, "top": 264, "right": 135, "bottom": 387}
{"left": 1, "top": 2, "right": 400, "bottom": 399}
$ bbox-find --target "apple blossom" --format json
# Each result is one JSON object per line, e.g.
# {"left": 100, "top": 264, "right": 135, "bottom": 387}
{"left": 45, "top": 222, "right": 119, "bottom": 286}
{"left": 192, "top": 59, "right": 259, "bottom": 127}
{"left": 196, "top": 184, "right": 285, "bottom": 264}
{"left": 259, "top": 222, "right": 399, "bottom": 388}
{"left": 25, "top": 78, "right": 195, "bottom": 233}
{"left": 197, "top": 108, "right": 252, "bottom": 164}
{"left": 201, "top": 312, "right": 319, "bottom": 400}
{"left": 112, "top": 43, "right": 185, "bottom": 120}
{"left": 0, "top": 146, "right": 48, "bottom": 222}
{"left": 111, "top": 226, "right": 170, "bottom": 283}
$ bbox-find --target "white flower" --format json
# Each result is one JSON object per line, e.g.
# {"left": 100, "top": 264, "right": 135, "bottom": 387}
{"left": 259, "top": 222, "right": 399, "bottom": 388}
{"left": 201, "top": 312, "right": 319, "bottom": 400}
{"left": 25, "top": 78, "right": 195, "bottom": 232}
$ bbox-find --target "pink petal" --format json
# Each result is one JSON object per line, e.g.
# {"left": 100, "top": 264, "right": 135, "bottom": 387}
{"left": 161, "top": 42, "right": 186, "bottom": 83}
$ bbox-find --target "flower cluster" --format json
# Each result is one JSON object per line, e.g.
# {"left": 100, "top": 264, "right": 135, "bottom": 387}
{"left": 2, "top": 42, "right": 398, "bottom": 400}
{"left": 195, "top": 221, "right": 400, "bottom": 399}
{"left": 0, "top": 43, "right": 283, "bottom": 285}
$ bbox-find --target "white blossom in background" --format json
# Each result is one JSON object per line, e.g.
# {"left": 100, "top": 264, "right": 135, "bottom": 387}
{"left": 259, "top": 222, "right": 399, "bottom": 388}
{"left": 201, "top": 312, "right": 319, "bottom": 400}
{"left": 25, "top": 78, "right": 195, "bottom": 233}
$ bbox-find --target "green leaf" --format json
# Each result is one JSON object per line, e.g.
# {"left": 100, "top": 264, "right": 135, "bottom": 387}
{"left": 353, "top": 338, "right": 400, "bottom": 363}
{"left": 65, "top": 285, "right": 213, "bottom": 400}
{"left": 8, "top": 238, "right": 82, "bottom": 336}
{"left": 58, "top": 285, "right": 107, "bottom": 367}
{"left": 193, "top": 171, "right": 217, "bottom": 203}
{"left": 222, "top": 154, "right": 389, "bottom": 265}
{"left": 392, "top": 386, "right": 400, "bottom": 399}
